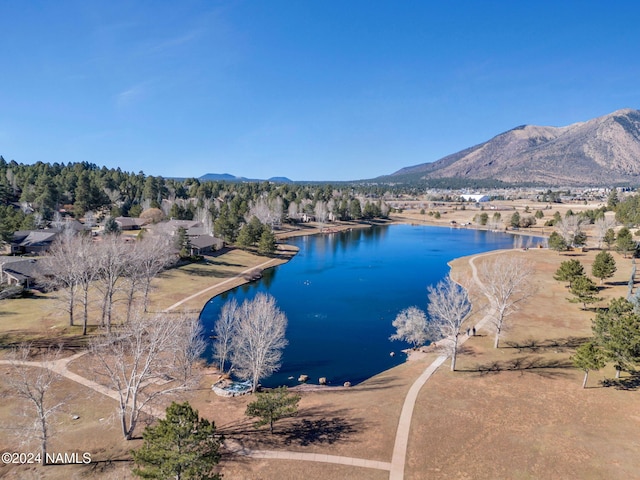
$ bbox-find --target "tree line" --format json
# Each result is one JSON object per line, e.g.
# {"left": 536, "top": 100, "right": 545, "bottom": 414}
{"left": 0, "top": 156, "right": 393, "bottom": 243}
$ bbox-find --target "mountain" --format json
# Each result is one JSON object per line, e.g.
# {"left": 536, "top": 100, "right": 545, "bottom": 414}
{"left": 390, "top": 108, "right": 640, "bottom": 186}
{"left": 199, "top": 173, "right": 246, "bottom": 181}
{"left": 198, "top": 173, "right": 293, "bottom": 183}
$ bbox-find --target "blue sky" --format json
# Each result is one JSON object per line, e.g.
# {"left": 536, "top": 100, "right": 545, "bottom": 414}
{"left": 1, "top": 1, "right": 639, "bottom": 181}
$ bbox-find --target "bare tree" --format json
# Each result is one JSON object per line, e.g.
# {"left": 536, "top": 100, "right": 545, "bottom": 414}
{"left": 213, "top": 298, "right": 238, "bottom": 372}
{"left": 50, "top": 211, "right": 64, "bottom": 229}
{"left": 314, "top": 201, "right": 329, "bottom": 225}
{"left": 230, "top": 293, "right": 288, "bottom": 392}
{"left": 136, "top": 234, "right": 174, "bottom": 312}
{"left": 555, "top": 216, "right": 586, "bottom": 247}
{"left": 41, "top": 233, "right": 82, "bottom": 326}
{"left": 171, "top": 315, "right": 207, "bottom": 382}
{"left": 95, "top": 235, "right": 129, "bottom": 331}
{"left": 84, "top": 211, "right": 96, "bottom": 228}
{"left": 196, "top": 202, "right": 214, "bottom": 236}
{"left": 427, "top": 275, "right": 472, "bottom": 371}
{"left": 476, "top": 255, "right": 534, "bottom": 348}
{"left": 594, "top": 216, "right": 617, "bottom": 249}
{"left": 287, "top": 201, "right": 299, "bottom": 222}
{"left": 90, "top": 311, "right": 202, "bottom": 440}
{"left": 6, "top": 345, "right": 63, "bottom": 464}
{"left": 75, "top": 235, "right": 100, "bottom": 335}
{"left": 250, "top": 196, "right": 283, "bottom": 229}
{"left": 389, "top": 306, "right": 429, "bottom": 349}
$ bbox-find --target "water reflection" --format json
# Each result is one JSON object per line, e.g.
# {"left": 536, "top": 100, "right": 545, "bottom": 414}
{"left": 200, "top": 225, "right": 537, "bottom": 387}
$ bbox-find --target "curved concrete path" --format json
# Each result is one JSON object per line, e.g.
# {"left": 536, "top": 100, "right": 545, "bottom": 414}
{"left": 1, "top": 249, "right": 507, "bottom": 478}
{"left": 388, "top": 249, "right": 502, "bottom": 479}
{"left": 164, "top": 256, "right": 284, "bottom": 312}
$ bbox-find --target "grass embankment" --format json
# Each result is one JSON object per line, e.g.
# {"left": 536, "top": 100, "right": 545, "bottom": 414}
{"left": 404, "top": 248, "right": 640, "bottom": 480}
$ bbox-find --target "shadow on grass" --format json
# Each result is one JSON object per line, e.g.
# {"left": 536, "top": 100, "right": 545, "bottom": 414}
{"left": 460, "top": 356, "right": 573, "bottom": 377}
{"left": 178, "top": 267, "right": 242, "bottom": 279}
{"left": 600, "top": 374, "right": 640, "bottom": 391}
{"left": 502, "top": 336, "right": 589, "bottom": 353}
{"left": 0, "top": 334, "right": 89, "bottom": 352}
{"left": 350, "top": 375, "right": 404, "bottom": 392}
{"left": 219, "top": 406, "right": 364, "bottom": 449}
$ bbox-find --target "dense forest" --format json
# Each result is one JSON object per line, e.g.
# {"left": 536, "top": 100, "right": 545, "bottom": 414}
{"left": 0, "top": 157, "right": 395, "bottom": 243}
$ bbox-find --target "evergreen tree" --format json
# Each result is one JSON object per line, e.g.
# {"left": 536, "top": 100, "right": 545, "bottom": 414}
{"left": 592, "top": 298, "right": 640, "bottom": 378}
{"left": 572, "top": 341, "right": 605, "bottom": 388}
{"left": 616, "top": 227, "right": 636, "bottom": 258}
{"left": 554, "top": 259, "right": 585, "bottom": 287}
{"left": 175, "top": 226, "right": 191, "bottom": 257}
{"left": 509, "top": 211, "right": 521, "bottom": 228}
{"left": 258, "top": 228, "right": 277, "bottom": 255}
{"left": 548, "top": 231, "right": 568, "bottom": 252}
{"left": 603, "top": 228, "right": 616, "bottom": 249}
{"left": 245, "top": 387, "right": 301, "bottom": 434}
{"left": 567, "top": 275, "right": 602, "bottom": 310}
{"left": 592, "top": 251, "right": 617, "bottom": 284}
{"left": 104, "top": 216, "right": 121, "bottom": 236}
{"left": 132, "top": 401, "right": 222, "bottom": 480}
{"left": 349, "top": 198, "right": 362, "bottom": 220}
{"left": 607, "top": 189, "right": 619, "bottom": 210}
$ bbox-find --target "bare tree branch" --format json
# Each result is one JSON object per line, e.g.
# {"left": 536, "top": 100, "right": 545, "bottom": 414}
{"left": 475, "top": 255, "right": 534, "bottom": 348}
{"left": 427, "top": 275, "right": 472, "bottom": 371}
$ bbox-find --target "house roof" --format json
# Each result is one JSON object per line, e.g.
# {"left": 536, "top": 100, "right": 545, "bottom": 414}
{"left": 186, "top": 226, "right": 208, "bottom": 236}
{"left": 0, "top": 256, "right": 28, "bottom": 267}
{"left": 165, "top": 219, "right": 202, "bottom": 229}
{"left": 190, "top": 235, "right": 224, "bottom": 249}
{"left": 115, "top": 217, "right": 146, "bottom": 228}
{"left": 2, "top": 258, "right": 47, "bottom": 280}
{"left": 17, "top": 231, "right": 59, "bottom": 247}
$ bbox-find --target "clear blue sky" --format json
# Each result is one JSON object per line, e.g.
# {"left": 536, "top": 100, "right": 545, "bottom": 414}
{"left": 1, "top": 1, "right": 639, "bottom": 181}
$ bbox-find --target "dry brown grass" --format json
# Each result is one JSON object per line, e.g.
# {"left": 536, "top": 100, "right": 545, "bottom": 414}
{"left": 1, "top": 226, "right": 639, "bottom": 479}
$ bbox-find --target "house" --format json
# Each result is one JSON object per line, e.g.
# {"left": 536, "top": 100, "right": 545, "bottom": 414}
{"left": 115, "top": 217, "right": 146, "bottom": 231}
{"left": 10, "top": 230, "right": 60, "bottom": 255}
{"left": 0, "top": 257, "right": 46, "bottom": 288}
{"left": 165, "top": 219, "right": 202, "bottom": 231}
{"left": 189, "top": 235, "right": 224, "bottom": 256}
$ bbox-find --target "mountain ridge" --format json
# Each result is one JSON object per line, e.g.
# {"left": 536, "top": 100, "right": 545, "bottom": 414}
{"left": 390, "top": 108, "right": 640, "bottom": 186}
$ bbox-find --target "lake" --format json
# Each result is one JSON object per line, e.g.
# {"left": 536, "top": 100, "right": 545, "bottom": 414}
{"left": 199, "top": 224, "right": 537, "bottom": 387}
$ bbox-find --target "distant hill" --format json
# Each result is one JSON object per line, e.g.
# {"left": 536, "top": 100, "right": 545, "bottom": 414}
{"left": 198, "top": 173, "right": 292, "bottom": 183}
{"left": 389, "top": 108, "right": 640, "bottom": 186}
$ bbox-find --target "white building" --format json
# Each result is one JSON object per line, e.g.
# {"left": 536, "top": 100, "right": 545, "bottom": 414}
{"left": 461, "top": 194, "right": 490, "bottom": 202}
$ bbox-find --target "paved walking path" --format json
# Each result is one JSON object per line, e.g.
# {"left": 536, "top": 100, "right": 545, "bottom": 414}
{"left": 388, "top": 249, "right": 501, "bottom": 479}
{"left": 0, "top": 351, "right": 166, "bottom": 418}
{"left": 163, "top": 257, "right": 283, "bottom": 312}
{"left": 1, "top": 249, "right": 506, "bottom": 478}
{"left": 225, "top": 439, "right": 392, "bottom": 471}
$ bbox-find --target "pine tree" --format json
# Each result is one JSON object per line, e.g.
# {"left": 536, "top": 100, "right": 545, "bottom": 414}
{"left": 258, "top": 228, "right": 277, "bottom": 255}
{"left": 603, "top": 228, "right": 616, "bottom": 249}
{"left": 132, "top": 401, "right": 222, "bottom": 480}
{"left": 245, "top": 387, "right": 301, "bottom": 434}
{"left": 616, "top": 227, "right": 636, "bottom": 258}
{"left": 572, "top": 341, "right": 605, "bottom": 388}
{"left": 554, "top": 259, "right": 585, "bottom": 287}
{"left": 592, "top": 298, "right": 640, "bottom": 378}
{"left": 104, "top": 216, "right": 121, "bottom": 236}
{"left": 548, "top": 231, "right": 568, "bottom": 252}
{"left": 592, "top": 251, "right": 617, "bottom": 284}
{"left": 567, "top": 275, "right": 602, "bottom": 310}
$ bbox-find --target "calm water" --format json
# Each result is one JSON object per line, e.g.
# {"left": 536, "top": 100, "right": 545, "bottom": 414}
{"left": 200, "top": 225, "right": 534, "bottom": 387}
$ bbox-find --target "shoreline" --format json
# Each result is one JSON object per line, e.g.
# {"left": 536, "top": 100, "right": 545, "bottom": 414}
{"left": 196, "top": 218, "right": 520, "bottom": 389}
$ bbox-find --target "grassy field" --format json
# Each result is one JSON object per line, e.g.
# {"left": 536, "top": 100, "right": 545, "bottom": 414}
{"left": 0, "top": 212, "right": 639, "bottom": 479}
